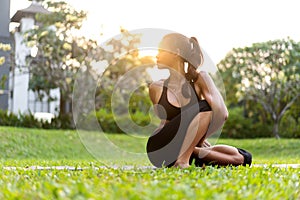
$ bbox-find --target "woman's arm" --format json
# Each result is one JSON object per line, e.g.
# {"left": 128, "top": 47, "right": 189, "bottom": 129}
{"left": 195, "top": 71, "right": 228, "bottom": 137}
{"left": 148, "top": 80, "right": 167, "bottom": 131}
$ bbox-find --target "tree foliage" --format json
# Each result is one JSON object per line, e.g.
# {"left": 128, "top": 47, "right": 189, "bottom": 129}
{"left": 96, "top": 30, "right": 155, "bottom": 113}
{"left": 24, "top": 1, "right": 89, "bottom": 115}
{"left": 24, "top": 1, "right": 155, "bottom": 116}
{"left": 0, "top": 43, "right": 11, "bottom": 66}
{"left": 218, "top": 38, "right": 300, "bottom": 138}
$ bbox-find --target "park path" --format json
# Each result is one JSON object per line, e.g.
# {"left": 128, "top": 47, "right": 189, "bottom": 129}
{"left": 2, "top": 164, "right": 300, "bottom": 171}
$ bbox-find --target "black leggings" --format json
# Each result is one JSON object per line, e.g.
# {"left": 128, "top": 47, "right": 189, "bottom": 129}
{"left": 146, "top": 102, "right": 211, "bottom": 168}
{"left": 189, "top": 148, "right": 252, "bottom": 167}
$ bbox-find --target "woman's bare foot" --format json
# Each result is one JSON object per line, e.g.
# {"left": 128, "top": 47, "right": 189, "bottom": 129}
{"left": 173, "top": 162, "right": 190, "bottom": 169}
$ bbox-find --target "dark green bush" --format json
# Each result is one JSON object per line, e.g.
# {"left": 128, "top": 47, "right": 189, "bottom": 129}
{"left": 0, "top": 110, "right": 74, "bottom": 130}
{"left": 18, "top": 112, "right": 43, "bottom": 128}
{"left": 96, "top": 109, "right": 123, "bottom": 133}
{"left": 221, "top": 107, "right": 272, "bottom": 138}
{"left": 279, "top": 112, "right": 300, "bottom": 138}
{"left": 95, "top": 109, "right": 159, "bottom": 134}
{"left": 119, "top": 110, "right": 159, "bottom": 135}
{"left": 51, "top": 114, "right": 75, "bottom": 129}
{"left": 0, "top": 106, "right": 297, "bottom": 139}
{"left": 0, "top": 110, "right": 20, "bottom": 126}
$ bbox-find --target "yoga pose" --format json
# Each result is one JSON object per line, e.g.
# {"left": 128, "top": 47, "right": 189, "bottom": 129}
{"left": 146, "top": 33, "right": 252, "bottom": 168}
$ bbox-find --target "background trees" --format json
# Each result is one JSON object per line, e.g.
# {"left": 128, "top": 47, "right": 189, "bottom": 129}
{"left": 19, "top": 1, "right": 299, "bottom": 137}
{"left": 218, "top": 38, "right": 300, "bottom": 138}
{"left": 24, "top": 1, "right": 87, "bottom": 116}
{"left": 24, "top": 1, "right": 155, "bottom": 118}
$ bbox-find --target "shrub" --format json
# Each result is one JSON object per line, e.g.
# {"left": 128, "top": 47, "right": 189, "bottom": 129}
{"left": 0, "top": 110, "right": 20, "bottom": 126}
{"left": 94, "top": 109, "right": 159, "bottom": 134}
{"left": 221, "top": 107, "right": 272, "bottom": 138}
{"left": 0, "top": 110, "right": 75, "bottom": 130}
{"left": 279, "top": 112, "right": 300, "bottom": 138}
{"left": 50, "top": 114, "right": 75, "bottom": 129}
{"left": 96, "top": 109, "right": 123, "bottom": 133}
{"left": 1, "top": 105, "right": 297, "bottom": 139}
{"left": 18, "top": 112, "right": 43, "bottom": 128}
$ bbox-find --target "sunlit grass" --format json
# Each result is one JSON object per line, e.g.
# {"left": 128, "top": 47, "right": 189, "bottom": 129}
{"left": 1, "top": 126, "right": 299, "bottom": 165}
{"left": 0, "top": 126, "right": 299, "bottom": 199}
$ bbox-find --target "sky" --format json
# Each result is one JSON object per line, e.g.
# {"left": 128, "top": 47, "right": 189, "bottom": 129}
{"left": 10, "top": 0, "right": 300, "bottom": 64}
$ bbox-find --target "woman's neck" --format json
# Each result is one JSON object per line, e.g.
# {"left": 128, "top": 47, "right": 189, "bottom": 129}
{"left": 168, "top": 61, "right": 186, "bottom": 85}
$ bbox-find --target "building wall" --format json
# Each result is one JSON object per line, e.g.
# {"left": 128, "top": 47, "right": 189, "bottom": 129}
{"left": 0, "top": 0, "right": 11, "bottom": 110}
{"left": 0, "top": 0, "right": 10, "bottom": 38}
{"left": 9, "top": 17, "right": 33, "bottom": 114}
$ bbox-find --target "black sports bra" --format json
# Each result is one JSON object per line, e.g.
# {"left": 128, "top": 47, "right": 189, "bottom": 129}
{"left": 156, "top": 79, "right": 212, "bottom": 121}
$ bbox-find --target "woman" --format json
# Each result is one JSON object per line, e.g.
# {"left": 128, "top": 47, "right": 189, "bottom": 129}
{"left": 146, "top": 33, "right": 252, "bottom": 168}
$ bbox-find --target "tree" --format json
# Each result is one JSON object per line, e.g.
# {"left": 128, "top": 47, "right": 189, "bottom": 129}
{"left": 95, "top": 28, "right": 155, "bottom": 113}
{"left": 24, "top": 0, "right": 88, "bottom": 115}
{"left": 218, "top": 38, "right": 300, "bottom": 138}
{"left": 0, "top": 43, "right": 11, "bottom": 66}
{"left": 24, "top": 1, "right": 154, "bottom": 117}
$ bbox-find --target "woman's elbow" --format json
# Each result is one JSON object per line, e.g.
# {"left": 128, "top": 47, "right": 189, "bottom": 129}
{"left": 224, "top": 110, "right": 229, "bottom": 121}
{"left": 220, "top": 104, "right": 229, "bottom": 122}
{"left": 218, "top": 99, "right": 228, "bottom": 121}
{"left": 218, "top": 109, "right": 228, "bottom": 127}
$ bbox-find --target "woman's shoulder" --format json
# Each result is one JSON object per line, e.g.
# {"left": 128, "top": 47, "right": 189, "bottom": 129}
{"left": 195, "top": 71, "right": 212, "bottom": 86}
{"left": 148, "top": 79, "right": 165, "bottom": 104}
{"left": 148, "top": 79, "right": 165, "bottom": 90}
{"left": 198, "top": 70, "right": 210, "bottom": 78}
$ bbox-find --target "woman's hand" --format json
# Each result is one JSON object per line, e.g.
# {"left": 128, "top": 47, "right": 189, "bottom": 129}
{"left": 200, "top": 139, "right": 211, "bottom": 148}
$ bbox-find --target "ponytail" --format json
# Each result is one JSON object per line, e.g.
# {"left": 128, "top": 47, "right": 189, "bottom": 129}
{"left": 182, "top": 64, "right": 199, "bottom": 98}
{"left": 184, "top": 37, "right": 203, "bottom": 83}
{"left": 189, "top": 37, "right": 204, "bottom": 68}
{"left": 185, "top": 64, "right": 198, "bottom": 82}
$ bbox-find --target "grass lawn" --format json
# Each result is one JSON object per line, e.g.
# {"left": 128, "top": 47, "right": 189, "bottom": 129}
{"left": 0, "top": 126, "right": 299, "bottom": 199}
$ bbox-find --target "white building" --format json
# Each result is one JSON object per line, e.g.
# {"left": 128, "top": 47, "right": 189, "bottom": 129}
{"left": 9, "top": 1, "right": 60, "bottom": 117}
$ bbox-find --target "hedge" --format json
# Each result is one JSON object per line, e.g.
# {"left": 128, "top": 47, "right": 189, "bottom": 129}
{"left": 0, "top": 107, "right": 298, "bottom": 138}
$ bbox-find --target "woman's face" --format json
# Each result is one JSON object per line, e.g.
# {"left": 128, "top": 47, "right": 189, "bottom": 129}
{"left": 156, "top": 49, "right": 178, "bottom": 69}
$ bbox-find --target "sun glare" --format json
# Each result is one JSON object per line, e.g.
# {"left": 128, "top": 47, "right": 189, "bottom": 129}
{"left": 138, "top": 49, "right": 158, "bottom": 58}
{"left": 146, "top": 66, "right": 169, "bottom": 82}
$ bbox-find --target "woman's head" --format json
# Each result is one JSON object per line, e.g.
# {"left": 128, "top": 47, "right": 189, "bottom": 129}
{"left": 157, "top": 33, "right": 204, "bottom": 69}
